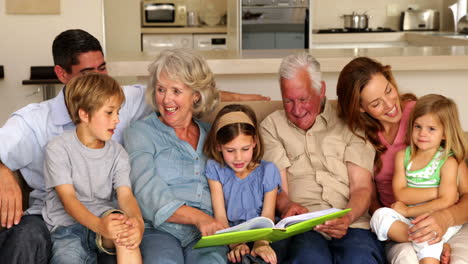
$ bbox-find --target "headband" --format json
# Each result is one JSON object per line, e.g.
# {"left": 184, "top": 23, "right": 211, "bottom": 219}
{"left": 215, "top": 111, "right": 254, "bottom": 133}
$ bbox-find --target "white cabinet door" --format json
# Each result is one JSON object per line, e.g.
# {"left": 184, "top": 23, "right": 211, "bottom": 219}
{"left": 142, "top": 34, "right": 193, "bottom": 51}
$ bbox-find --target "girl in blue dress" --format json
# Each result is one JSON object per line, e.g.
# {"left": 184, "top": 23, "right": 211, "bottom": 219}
{"left": 204, "top": 104, "right": 281, "bottom": 264}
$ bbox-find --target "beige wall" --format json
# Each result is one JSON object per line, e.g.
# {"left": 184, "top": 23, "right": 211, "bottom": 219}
{"left": 312, "top": 0, "right": 445, "bottom": 30}
{"left": 0, "top": 1, "right": 105, "bottom": 126}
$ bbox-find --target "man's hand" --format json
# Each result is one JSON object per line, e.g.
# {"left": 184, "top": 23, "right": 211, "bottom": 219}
{"left": 0, "top": 165, "right": 23, "bottom": 228}
{"left": 314, "top": 215, "right": 351, "bottom": 239}
{"left": 280, "top": 200, "right": 308, "bottom": 218}
{"left": 195, "top": 213, "right": 227, "bottom": 236}
{"left": 391, "top": 201, "right": 409, "bottom": 217}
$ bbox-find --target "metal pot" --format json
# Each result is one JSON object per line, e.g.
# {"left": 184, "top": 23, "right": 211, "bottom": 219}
{"left": 341, "top": 13, "right": 370, "bottom": 30}
{"left": 458, "top": 14, "right": 468, "bottom": 34}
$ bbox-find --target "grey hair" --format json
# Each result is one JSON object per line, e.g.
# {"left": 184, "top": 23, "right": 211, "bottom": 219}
{"left": 279, "top": 52, "right": 323, "bottom": 93}
{"left": 146, "top": 49, "right": 219, "bottom": 118}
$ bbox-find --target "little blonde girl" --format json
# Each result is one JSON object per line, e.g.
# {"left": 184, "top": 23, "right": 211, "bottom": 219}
{"left": 371, "top": 94, "right": 466, "bottom": 264}
{"left": 204, "top": 104, "right": 281, "bottom": 264}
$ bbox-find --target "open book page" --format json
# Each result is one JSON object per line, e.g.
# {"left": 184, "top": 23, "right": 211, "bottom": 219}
{"left": 275, "top": 208, "right": 342, "bottom": 228}
{"left": 193, "top": 208, "right": 351, "bottom": 248}
{"left": 215, "top": 216, "right": 274, "bottom": 234}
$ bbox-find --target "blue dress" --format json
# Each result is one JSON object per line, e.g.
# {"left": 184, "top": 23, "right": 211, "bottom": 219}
{"left": 205, "top": 160, "right": 281, "bottom": 226}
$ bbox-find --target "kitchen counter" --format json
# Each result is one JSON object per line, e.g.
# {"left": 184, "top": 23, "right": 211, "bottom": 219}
{"left": 108, "top": 37, "right": 468, "bottom": 76}
{"left": 110, "top": 32, "right": 468, "bottom": 77}
{"left": 141, "top": 26, "right": 227, "bottom": 34}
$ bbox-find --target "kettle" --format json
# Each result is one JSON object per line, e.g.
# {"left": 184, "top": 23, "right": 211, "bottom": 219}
{"left": 449, "top": 0, "right": 467, "bottom": 32}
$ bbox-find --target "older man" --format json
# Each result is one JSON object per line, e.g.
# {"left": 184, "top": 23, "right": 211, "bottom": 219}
{"left": 260, "top": 53, "right": 385, "bottom": 263}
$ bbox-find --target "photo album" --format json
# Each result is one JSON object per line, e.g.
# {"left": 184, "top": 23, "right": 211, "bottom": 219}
{"left": 194, "top": 208, "right": 351, "bottom": 248}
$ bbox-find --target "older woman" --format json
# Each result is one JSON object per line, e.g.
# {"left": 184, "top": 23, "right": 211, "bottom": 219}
{"left": 336, "top": 57, "right": 468, "bottom": 264}
{"left": 123, "top": 49, "right": 228, "bottom": 263}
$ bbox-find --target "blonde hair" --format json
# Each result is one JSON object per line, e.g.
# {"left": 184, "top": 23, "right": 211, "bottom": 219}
{"left": 203, "top": 104, "right": 264, "bottom": 169}
{"left": 146, "top": 49, "right": 219, "bottom": 118}
{"left": 65, "top": 73, "right": 125, "bottom": 125}
{"left": 408, "top": 94, "right": 466, "bottom": 162}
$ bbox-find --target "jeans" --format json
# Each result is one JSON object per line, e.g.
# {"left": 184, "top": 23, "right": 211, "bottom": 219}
{"left": 50, "top": 223, "right": 112, "bottom": 264}
{"left": 0, "top": 214, "right": 51, "bottom": 264}
{"left": 272, "top": 228, "right": 385, "bottom": 264}
{"left": 141, "top": 227, "right": 228, "bottom": 264}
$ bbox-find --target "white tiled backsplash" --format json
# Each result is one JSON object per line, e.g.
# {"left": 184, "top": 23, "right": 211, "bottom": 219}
{"left": 312, "top": 0, "right": 444, "bottom": 30}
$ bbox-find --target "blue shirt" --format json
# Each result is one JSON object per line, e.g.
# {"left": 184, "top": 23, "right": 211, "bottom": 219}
{"left": 0, "top": 84, "right": 150, "bottom": 215}
{"left": 123, "top": 113, "right": 213, "bottom": 247}
{"left": 205, "top": 159, "right": 281, "bottom": 226}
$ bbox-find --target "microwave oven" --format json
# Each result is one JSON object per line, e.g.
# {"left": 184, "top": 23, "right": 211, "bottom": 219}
{"left": 142, "top": 0, "right": 187, "bottom": 27}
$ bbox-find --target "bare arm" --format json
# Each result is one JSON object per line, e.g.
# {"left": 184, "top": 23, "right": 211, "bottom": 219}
{"left": 261, "top": 188, "right": 278, "bottom": 222}
{"left": 401, "top": 157, "right": 459, "bottom": 218}
{"left": 56, "top": 184, "right": 127, "bottom": 239}
{"left": 345, "top": 162, "right": 373, "bottom": 223}
{"left": 279, "top": 169, "right": 289, "bottom": 196}
{"left": 369, "top": 181, "right": 383, "bottom": 215}
{"left": 117, "top": 186, "right": 143, "bottom": 224}
{"left": 219, "top": 91, "right": 270, "bottom": 102}
{"left": 409, "top": 161, "right": 468, "bottom": 243}
{"left": 275, "top": 185, "right": 308, "bottom": 218}
{"left": 393, "top": 150, "right": 438, "bottom": 204}
{"left": 0, "top": 162, "right": 23, "bottom": 228}
{"left": 208, "top": 179, "right": 229, "bottom": 228}
{"left": 116, "top": 186, "right": 144, "bottom": 248}
{"left": 166, "top": 205, "right": 226, "bottom": 236}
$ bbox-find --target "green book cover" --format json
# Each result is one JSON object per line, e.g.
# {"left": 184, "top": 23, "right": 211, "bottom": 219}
{"left": 194, "top": 208, "right": 351, "bottom": 249}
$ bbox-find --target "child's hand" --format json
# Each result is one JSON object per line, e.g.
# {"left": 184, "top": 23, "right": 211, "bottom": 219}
{"left": 252, "top": 240, "right": 277, "bottom": 264}
{"left": 228, "top": 243, "right": 250, "bottom": 263}
{"left": 391, "top": 201, "right": 408, "bottom": 217}
{"left": 98, "top": 213, "right": 128, "bottom": 240}
{"left": 115, "top": 217, "right": 144, "bottom": 249}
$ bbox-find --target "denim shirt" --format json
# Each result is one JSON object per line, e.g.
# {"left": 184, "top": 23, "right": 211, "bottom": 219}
{"left": 123, "top": 113, "right": 213, "bottom": 247}
{"left": 0, "top": 85, "right": 150, "bottom": 215}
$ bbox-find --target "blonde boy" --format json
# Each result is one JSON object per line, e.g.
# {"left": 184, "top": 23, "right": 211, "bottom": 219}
{"left": 42, "top": 73, "right": 143, "bottom": 263}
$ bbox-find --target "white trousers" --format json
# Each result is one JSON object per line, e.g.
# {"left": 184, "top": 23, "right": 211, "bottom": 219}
{"left": 370, "top": 207, "right": 462, "bottom": 261}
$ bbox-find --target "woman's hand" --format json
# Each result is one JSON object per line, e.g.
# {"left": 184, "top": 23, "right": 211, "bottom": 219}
{"left": 252, "top": 240, "right": 277, "bottom": 264}
{"left": 195, "top": 213, "right": 227, "bottom": 236}
{"left": 408, "top": 212, "right": 450, "bottom": 244}
{"left": 228, "top": 243, "right": 250, "bottom": 263}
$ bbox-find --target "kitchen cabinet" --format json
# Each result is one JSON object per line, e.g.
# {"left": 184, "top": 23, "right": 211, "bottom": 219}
{"left": 242, "top": 32, "right": 275, "bottom": 49}
{"left": 242, "top": 32, "right": 304, "bottom": 49}
{"left": 275, "top": 32, "right": 304, "bottom": 49}
{"left": 142, "top": 33, "right": 228, "bottom": 51}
